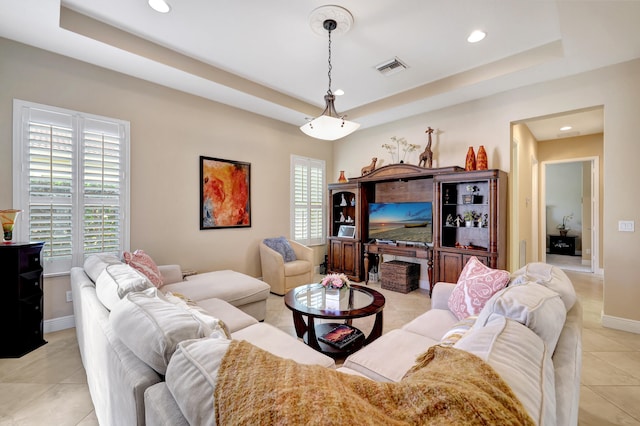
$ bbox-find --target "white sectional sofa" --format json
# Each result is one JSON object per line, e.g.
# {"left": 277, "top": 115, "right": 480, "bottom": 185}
{"left": 73, "top": 255, "right": 581, "bottom": 425}
{"left": 71, "top": 255, "right": 335, "bottom": 426}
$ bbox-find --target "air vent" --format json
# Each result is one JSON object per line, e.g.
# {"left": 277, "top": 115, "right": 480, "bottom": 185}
{"left": 375, "top": 57, "right": 408, "bottom": 76}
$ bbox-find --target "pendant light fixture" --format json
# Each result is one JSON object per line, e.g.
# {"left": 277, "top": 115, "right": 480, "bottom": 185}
{"left": 300, "top": 6, "right": 359, "bottom": 141}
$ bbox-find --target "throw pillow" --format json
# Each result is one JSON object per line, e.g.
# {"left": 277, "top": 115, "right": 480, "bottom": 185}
{"left": 123, "top": 249, "right": 163, "bottom": 288}
{"left": 447, "top": 256, "right": 510, "bottom": 320}
{"left": 439, "top": 316, "right": 477, "bottom": 347}
{"left": 263, "top": 237, "right": 297, "bottom": 262}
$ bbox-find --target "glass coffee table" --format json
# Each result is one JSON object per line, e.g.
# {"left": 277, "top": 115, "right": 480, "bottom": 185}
{"left": 284, "top": 284, "right": 385, "bottom": 357}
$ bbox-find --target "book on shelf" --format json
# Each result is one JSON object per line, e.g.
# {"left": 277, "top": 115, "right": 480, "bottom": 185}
{"left": 318, "top": 324, "right": 364, "bottom": 349}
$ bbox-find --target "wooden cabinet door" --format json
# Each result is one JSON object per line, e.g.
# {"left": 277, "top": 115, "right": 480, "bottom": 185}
{"left": 437, "top": 251, "right": 463, "bottom": 284}
{"left": 328, "top": 239, "right": 343, "bottom": 271}
{"left": 341, "top": 240, "right": 358, "bottom": 277}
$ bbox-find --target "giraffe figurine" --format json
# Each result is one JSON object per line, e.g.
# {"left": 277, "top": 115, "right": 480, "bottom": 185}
{"left": 418, "top": 127, "right": 434, "bottom": 168}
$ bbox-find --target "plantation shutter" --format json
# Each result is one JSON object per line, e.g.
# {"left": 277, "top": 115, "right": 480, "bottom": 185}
{"left": 291, "top": 155, "right": 325, "bottom": 246}
{"left": 13, "top": 100, "right": 129, "bottom": 275}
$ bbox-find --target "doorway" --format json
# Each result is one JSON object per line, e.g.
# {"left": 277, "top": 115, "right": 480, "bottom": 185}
{"left": 541, "top": 158, "right": 598, "bottom": 273}
{"left": 510, "top": 106, "right": 603, "bottom": 275}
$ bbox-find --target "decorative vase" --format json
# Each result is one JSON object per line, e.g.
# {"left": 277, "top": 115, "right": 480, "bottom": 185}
{"left": 476, "top": 145, "right": 488, "bottom": 170}
{"left": 559, "top": 229, "right": 568, "bottom": 237}
{"left": 465, "top": 221, "right": 473, "bottom": 228}
{"left": 465, "top": 147, "right": 476, "bottom": 171}
{"left": 338, "top": 171, "right": 348, "bottom": 183}
{"left": 0, "top": 209, "right": 22, "bottom": 242}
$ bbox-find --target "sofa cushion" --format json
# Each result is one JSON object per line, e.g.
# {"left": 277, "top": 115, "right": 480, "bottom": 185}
{"left": 165, "top": 336, "right": 231, "bottom": 426}
{"left": 84, "top": 254, "right": 122, "bottom": 283}
{"left": 263, "top": 237, "right": 296, "bottom": 262}
{"left": 95, "top": 264, "right": 153, "bottom": 311}
{"left": 123, "top": 249, "right": 163, "bottom": 288}
{"left": 164, "top": 270, "right": 270, "bottom": 307}
{"left": 194, "top": 298, "right": 258, "bottom": 333}
{"left": 230, "top": 323, "right": 336, "bottom": 368}
{"left": 510, "top": 262, "right": 577, "bottom": 311}
{"left": 448, "top": 256, "right": 510, "bottom": 320}
{"left": 110, "top": 287, "right": 227, "bottom": 374}
{"left": 455, "top": 315, "right": 556, "bottom": 425}
{"left": 341, "top": 329, "right": 440, "bottom": 382}
{"left": 476, "top": 282, "right": 567, "bottom": 353}
{"left": 401, "top": 309, "right": 459, "bottom": 341}
{"left": 439, "top": 316, "right": 477, "bottom": 347}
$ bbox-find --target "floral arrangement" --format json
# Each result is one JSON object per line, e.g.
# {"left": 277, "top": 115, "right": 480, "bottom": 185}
{"left": 321, "top": 273, "right": 351, "bottom": 290}
{"left": 382, "top": 136, "right": 421, "bottom": 163}
{"left": 466, "top": 185, "right": 479, "bottom": 193}
{"left": 557, "top": 213, "right": 574, "bottom": 230}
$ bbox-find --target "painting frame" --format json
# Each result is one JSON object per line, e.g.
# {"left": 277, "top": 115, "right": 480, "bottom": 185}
{"left": 200, "top": 156, "right": 251, "bottom": 230}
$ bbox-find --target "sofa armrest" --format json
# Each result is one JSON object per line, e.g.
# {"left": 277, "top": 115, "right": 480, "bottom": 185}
{"left": 288, "top": 240, "right": 313, "bottom": 263}
{"left": 158, "top": 265, "right": 184, "bottom": 285}
{"left": 430, "top": 282, "right": 456, "bottom": 310}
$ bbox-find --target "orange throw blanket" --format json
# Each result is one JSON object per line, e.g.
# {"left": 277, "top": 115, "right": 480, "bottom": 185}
{"left": 215, "top": 340, "right": 534, "bottom": 425}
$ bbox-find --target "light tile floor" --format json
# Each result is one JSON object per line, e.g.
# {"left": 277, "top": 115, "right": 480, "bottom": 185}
{"left": 1, "top": 270, "right": 639, "bottom": 425}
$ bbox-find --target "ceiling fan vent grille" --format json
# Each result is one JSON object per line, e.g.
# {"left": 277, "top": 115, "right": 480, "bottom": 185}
{"left": 375, "top": 57, "right": 408, "bottom": 76}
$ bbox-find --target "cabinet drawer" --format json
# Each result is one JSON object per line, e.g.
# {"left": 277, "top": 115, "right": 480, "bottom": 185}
{"left": 18, "top": 247, "right": 43, "bottom": 272}
{"left": 18, "top": 271, "right": 43, "bottom": 299}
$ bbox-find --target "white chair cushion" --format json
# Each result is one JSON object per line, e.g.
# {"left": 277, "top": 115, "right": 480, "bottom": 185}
{"left": 477, "top": 282, "right": 567, "bottom": 353}
{"left": 165, "top": 336, "right": 231, "bottom": 426}
{"left": 95, "top": 263, "right": 153, "bottom": 310}
{"left": 455, "top": 315, "right": 556, "bottom": 425}
{"left": 83, "top": 254, "right": 122, "bottom": 283}
{"left": 510, "top": 262, "right": 577, "bottom": 311}
{"left": 110, "top": 287, "right": 227, "bottom": 374}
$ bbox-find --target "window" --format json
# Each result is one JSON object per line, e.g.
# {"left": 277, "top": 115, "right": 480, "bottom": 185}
{"left": 13, "top": 100, "right": 130, "bottom": 275}
{"left": 291, "top": 155, "right": 325, "bottom": 246}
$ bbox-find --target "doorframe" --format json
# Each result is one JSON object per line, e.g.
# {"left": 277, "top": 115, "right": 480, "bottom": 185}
{"left": 540, "top": 156, "right": 600, "bottom": 273}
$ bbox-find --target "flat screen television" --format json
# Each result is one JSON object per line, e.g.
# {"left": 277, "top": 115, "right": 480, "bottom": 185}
{"left": 368, "top": 202, "right": 432, "bottom": 244}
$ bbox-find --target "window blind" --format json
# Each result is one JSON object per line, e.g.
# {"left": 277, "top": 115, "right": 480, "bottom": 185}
{"left": 13, "top": 100, "right": 130, "bottom": 275}
{"left": 291, "top": 155, "right": 325, "bottom": 246}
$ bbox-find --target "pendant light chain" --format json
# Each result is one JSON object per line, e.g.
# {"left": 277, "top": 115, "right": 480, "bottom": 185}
{"left": 327, "top": 25, "right": 333, "bottom": 96}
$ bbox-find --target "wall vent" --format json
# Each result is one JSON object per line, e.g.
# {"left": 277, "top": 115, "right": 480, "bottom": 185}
{"left": 375, "top": 57, "right": 408, "bottom": 76}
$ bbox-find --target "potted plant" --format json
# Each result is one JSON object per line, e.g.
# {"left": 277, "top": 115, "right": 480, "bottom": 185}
{"left": 557, "top": 213, "right": 573, "bottom": 237}
{"left": 463, "top": 211, "right": 474, "bottom": 227}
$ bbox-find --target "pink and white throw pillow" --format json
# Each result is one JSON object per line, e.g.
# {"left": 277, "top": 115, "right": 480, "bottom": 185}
{"left": 447, "top": 256, "right": 510, "bottom": 320}
{"left": 123, "top": 249, "right": 163, "bottom": 288}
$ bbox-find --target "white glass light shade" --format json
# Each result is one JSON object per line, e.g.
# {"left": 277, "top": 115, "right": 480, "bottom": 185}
{"left": 148, "top": 0, "right": 171, "bottom": 13}
{"left": 300, "top": 94, "right": 360, "bottom": 141}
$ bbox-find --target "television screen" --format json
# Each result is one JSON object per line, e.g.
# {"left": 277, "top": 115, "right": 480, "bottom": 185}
{"left": 368, "top": 202, "right": 432, "bottom": 244}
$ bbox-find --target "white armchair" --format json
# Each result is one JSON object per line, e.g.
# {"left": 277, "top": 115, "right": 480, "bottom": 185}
{"left": 260, "top": 239, "right": 314, "bottom": 295}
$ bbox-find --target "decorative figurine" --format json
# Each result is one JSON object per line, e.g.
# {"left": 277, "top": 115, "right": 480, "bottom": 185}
{"left": 340, "top": 212, "right": 346, "bottom": 222}
{"left": 350, "top": 196, "right": 356, "bottom": 206}
{"left": 454, "top": 215, "right": 463, "bottom": 227}
{"left": 340, "top": 194, "right": 347, "bottom": 206}
{"left": 361, "top": 157, "right": 377, "bottom": 176}
{"left": 418, "top": 127, "right": 434, "bottom": 168}
{"left": 446, "top": 214, "right": 454, "bottom": 226}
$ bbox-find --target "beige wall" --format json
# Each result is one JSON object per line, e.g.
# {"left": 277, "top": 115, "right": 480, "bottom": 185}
{"left": 538, "top": 134, "right": 604, "bottom": 269}
{"left": 3, "top": 36, "right": 640, "bottom": 332}
{"left": 335, "top": 59, "right": 640, "bottom": 331}
{"left": 0, "top": 38, "right": 332, "bottom": 321}
{"left": 512, "top": 123, "right": 538, "bottom": 267}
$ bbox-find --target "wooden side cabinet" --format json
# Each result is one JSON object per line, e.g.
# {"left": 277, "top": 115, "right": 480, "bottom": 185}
{"left": 433, "top": 169, "right": 507, "bottom": 283}
{"left": 327, "top": 182, "right": 365, "bottom": 281}
{"left": 0, "top": 242, "right": 47, "bottom": 357}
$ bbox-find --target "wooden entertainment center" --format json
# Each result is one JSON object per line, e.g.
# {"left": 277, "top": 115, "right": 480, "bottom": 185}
{"left": 327, "top": 164, "right": 506, "bottom": 293}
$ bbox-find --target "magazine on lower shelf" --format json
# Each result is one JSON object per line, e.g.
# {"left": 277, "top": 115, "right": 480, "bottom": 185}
{"left": 318, "top": 324, "right": 364, "bottom": 349}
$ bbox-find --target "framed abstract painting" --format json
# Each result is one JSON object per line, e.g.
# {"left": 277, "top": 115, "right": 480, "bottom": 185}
{"left": 200, "top": 156, "right": 251, "bottom": 229}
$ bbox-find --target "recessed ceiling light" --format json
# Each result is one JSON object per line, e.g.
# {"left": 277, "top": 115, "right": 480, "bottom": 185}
{"left": 560, "top": 126, "right": 572, "bottom": 131}
{"left": 334, "top": 89, "right": 345, "bottom": 96}
{"left": 148, "top": 0, "right": 171, "bottom": 13}
{"left": 467, "top": 30, "right": 486, "bottom": 43}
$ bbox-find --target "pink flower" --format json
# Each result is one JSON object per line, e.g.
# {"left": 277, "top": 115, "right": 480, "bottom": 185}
{"left": 321, "top": 273, "right": 350, "bottom": 289}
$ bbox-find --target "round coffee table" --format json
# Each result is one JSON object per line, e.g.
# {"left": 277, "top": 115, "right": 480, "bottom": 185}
{"left": 284, "top": 284, "right": 385, "bottom": 357}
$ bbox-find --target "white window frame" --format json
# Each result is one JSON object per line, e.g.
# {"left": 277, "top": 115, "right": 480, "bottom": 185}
{"left": 13, "top": 99, "right": 130, "bottom": 276}
{"left": 290, "top": 155, "right": 326, "bottom": 246}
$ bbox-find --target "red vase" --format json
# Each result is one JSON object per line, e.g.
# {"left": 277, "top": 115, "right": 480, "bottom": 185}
{"left": 338, "top": 170, "right": 348, "bottom": 183}
{"left": 464, "top": 147, "right": 476, "bottom": 171}
{"left": 476, "top": 145, "right": 488, "bottom": 170}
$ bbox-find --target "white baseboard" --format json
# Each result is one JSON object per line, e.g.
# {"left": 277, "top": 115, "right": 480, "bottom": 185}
{"left": 602, "top": 314, "right": 640, "bottom": 335}
{"left": 44, "top": 315, "right": 75, "bottom": 333}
